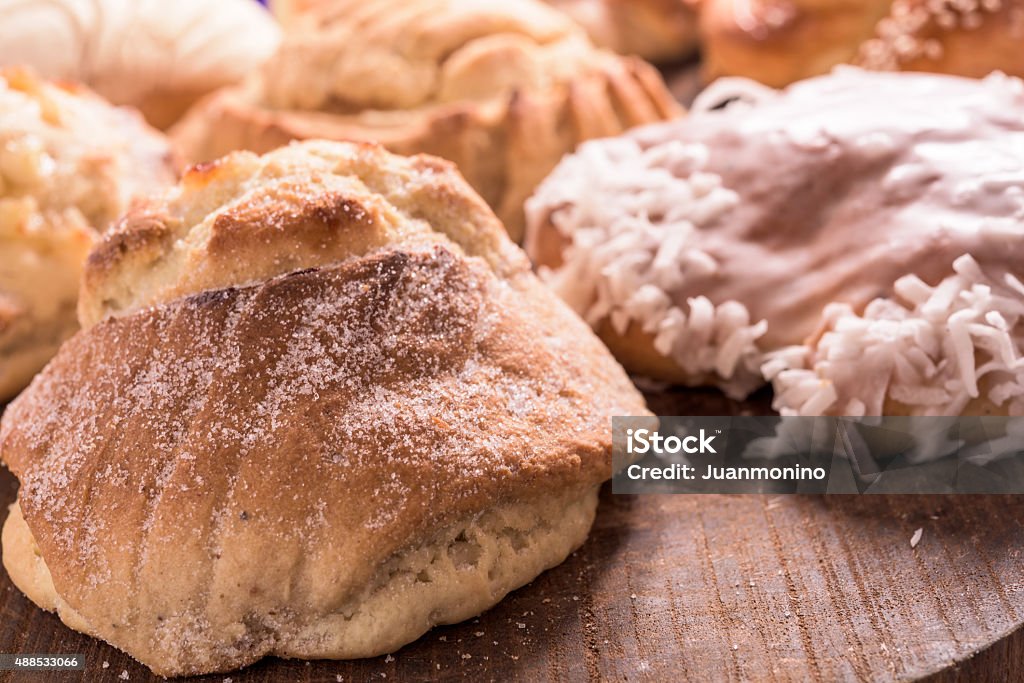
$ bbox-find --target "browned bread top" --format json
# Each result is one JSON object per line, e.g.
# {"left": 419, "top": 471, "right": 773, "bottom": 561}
{"left": 80, "top": 139, "right": 525, "bottom": 328}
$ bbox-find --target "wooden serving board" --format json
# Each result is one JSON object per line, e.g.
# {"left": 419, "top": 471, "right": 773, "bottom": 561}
{"left": 2, "top": 389, "right": 1024, "bottom": 682}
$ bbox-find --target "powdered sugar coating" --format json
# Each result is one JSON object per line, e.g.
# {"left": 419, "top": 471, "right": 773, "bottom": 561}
{"left": 4, "top": 245, "right": 645, "bottom": 672}
{"left": 1, "top": 140, "right": 648, "bottom": 675}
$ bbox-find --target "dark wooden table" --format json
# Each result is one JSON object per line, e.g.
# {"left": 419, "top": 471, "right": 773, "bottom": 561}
{"left": 2, "top": 389, "right": 1024, "bottom": 682}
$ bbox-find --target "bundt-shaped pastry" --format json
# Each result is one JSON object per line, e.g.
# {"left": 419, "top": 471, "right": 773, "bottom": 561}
{"left": 172, "top": 0, "right": 681, "bottom": 242}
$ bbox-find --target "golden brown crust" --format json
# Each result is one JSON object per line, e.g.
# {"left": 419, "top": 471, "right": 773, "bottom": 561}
{"left": 171, "top": 0, "right": 681, "bottom": 242}
{"left": 2, "top": 140, "right": 649, "bottom": 675}
{"left": 80, "top": 141, "right": 525, "bottom": 328}
{"left": 701, "top": 0, "right": 1024, "bottom": 87}
{"left": 3, "top": 486, "right": 603, "bottom": 674}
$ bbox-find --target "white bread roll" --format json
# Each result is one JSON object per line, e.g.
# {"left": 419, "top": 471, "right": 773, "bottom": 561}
{"left": 0, "top": 0, "right": 282, "bottom": 128}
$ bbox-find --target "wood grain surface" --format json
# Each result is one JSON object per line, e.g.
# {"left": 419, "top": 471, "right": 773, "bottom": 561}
{"left": 2, "top": 389, "right": 1024, "bottom": 683}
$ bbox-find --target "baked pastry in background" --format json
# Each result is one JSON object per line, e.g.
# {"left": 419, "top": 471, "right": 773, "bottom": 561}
{"left": 542, "top": 0, "right": 701, "bottom": 63}
{"left": 0, "top": 68, "right": 175, "bottom": 402}
{"left": 172, "top": 0, "right": 681, "bottom": 242}
{"left": 701, "top": 0, "right": 1024, "bottom": 88}
{"left": 857, "top": 0, "right": 1024, "bottom": 78}
{"left": 271, "top": 0, "right": 700, "bottom": 64}
{"left": 525, "top": 68, "right": 1024, "bottom": 416}
{"left": 1, "top": 140, "right": 649, "bottom": 676}
{"left": 0, "top": 0, "right": 281, "bottom": 128}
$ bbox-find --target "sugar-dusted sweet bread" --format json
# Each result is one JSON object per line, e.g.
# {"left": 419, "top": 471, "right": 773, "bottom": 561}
{"left": 0, "top": 140, "right": 649, "bottom": 676}
{"left": 0, "top": 68, "right": 176, "bottom": 402}
{"left": 0, "top": 0, "right": 281, "bottom": 128}
{"left": 525, "top": 68, "right": 1024, "bottom": 415}
{"left": 701, "top": 0, "right": 1024, "bottom": 88}
{"left": 172, "top": 0, "right": 681, "bottom": 242}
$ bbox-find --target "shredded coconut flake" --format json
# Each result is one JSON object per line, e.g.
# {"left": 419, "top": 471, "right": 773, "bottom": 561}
{"left": 527, "top": 136, "right": 766, "bottom": 398}
{"left": 766, "top": 254, "right": 1024, "bottom": 416}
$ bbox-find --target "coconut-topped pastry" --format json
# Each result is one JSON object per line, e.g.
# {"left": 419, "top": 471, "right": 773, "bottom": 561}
{"left": 525, "top": 67, "right": 1024, "bottom": 415}
{"left": 171, "top": 0, "right": 680, "bottom": 242}
{"left": 701, "top": 0, "right": 1024, "bottom": 88}
{"left": 0, "top": 67, "right": 176, "bottom": 402}
{"left": 0, "top": 140, "right": 648, "bottom": 676}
